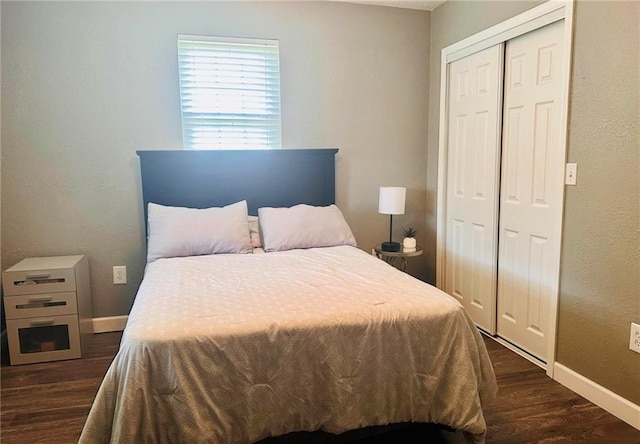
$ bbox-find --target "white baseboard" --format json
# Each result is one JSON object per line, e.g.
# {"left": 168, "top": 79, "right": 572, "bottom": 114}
{"left": 553, "top": 362, "right": 640, "bottom": 431}
{"left": 92, "top": 315, "right": 128, "bottom": 333}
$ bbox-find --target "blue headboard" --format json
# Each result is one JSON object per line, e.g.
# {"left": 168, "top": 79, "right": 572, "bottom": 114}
{"left": 137, "top": 149, "right": 338, "bottom": 232}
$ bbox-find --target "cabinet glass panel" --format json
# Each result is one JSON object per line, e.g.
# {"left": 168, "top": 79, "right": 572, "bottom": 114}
{"left": 18, "top": 325, "right": 71, "bottom": 354}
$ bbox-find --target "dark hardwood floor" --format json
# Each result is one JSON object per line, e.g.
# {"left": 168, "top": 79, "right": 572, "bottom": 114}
{"left": 1, "top": 332, "right": 638, "bottom": 443}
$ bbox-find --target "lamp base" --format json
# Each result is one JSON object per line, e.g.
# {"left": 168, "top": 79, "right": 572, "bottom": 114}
{"left": 381, "top": 241, "right": 401, "bottom": 252}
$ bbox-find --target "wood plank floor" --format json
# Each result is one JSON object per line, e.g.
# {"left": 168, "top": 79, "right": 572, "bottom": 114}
{"left": 1, "top": 332, "right": 639, "bottom": 443}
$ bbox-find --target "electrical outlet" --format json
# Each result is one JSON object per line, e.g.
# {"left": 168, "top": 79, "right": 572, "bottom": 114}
{"left": 630, "top": 322, "right": 640, "bottom": 353}
{"left": 113, "top": 265, "right": 127, "bottom": 285}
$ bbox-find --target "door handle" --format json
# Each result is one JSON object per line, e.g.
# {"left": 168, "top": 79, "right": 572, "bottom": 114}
{"left": 30, "top": 319, "right": 55, "bottom": 326}
{"left": 27, "top": 296, "right": 54, "bottom": 303}
{"left": 26, "top": 273, "right": 51, "bottom": 279}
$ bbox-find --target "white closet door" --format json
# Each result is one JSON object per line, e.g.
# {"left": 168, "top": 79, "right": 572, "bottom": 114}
{"left": 497, "top": 20, "right": 565, "bottom": 361}
{"left": 444, "top": 44, "right": 503, "bottom": 332}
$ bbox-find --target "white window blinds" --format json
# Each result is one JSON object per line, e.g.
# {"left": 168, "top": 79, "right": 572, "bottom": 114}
{"left": 178, "top": 35, "right": 282, "bottom": 150}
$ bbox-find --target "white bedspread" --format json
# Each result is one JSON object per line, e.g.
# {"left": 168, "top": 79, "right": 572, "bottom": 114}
{"left": 79, "top": 246, "right": 497, "bottom": 443}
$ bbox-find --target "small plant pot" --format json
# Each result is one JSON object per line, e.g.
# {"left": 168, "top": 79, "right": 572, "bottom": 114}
{"left": 403, "top": 237, "right": 417, "bottom": 250}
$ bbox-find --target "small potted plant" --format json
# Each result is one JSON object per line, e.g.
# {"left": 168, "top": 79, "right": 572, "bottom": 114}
{"left": 402, "top": 226, "right": 417, "bottom": 251}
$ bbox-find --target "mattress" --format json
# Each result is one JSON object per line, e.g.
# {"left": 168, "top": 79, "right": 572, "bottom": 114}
{"left": 79, "top": 246, "right": 497, "bottom": 443}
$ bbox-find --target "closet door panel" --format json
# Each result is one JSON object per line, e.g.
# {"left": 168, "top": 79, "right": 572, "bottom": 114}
{"left": 444, "top": 44, "right": 503, "bottom": 332}
{"left": 497, "top": 20, "right": 565, "bottom": 362}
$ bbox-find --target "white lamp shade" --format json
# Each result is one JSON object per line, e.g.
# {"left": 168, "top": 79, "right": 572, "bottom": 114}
{"left": 378, "top": 186, "right": 406, "bottom": 215}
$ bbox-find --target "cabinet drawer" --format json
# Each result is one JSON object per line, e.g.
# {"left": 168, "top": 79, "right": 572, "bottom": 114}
{"left": 5, "top": 292, "right": 78, "bottom": 319}
{"left": 2, "top": 268, "right": 76, "bottom": 296}
{"left": 6, "top": 314, "right": 81, "bottom": 365}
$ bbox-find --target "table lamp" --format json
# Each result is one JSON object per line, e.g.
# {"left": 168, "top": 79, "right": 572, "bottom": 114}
{"left": 378, "top": 186, "right": 406, "bottom": 252}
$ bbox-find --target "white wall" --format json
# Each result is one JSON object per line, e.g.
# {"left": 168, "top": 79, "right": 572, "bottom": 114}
{"left": 1, "top": 1, "right": 430, "bottom": 317}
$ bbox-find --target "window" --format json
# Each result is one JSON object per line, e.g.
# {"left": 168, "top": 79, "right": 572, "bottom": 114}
{"left": 177, "top": 35, "right": 282, "bottom": 150}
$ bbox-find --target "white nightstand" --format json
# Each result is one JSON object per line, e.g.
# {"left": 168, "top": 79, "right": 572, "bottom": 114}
{"left": 2, "top": 255, "right": 92, "bottom": 365}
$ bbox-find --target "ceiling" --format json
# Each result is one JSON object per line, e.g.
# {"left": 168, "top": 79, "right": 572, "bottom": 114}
{"left": 333, "top": 0, "right": 446, "bottom": 11}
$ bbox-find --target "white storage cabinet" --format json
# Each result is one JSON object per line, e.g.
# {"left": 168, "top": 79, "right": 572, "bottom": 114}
{"left": 2, "top": 255, "right": 92, "bottom": 365}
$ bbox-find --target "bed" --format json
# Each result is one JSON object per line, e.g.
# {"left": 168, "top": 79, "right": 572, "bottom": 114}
{"left": 79, "top": 149, "right": 497, "bottom": 444}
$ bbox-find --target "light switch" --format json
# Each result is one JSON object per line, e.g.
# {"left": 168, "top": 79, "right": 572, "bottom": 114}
{"left": 565, "top": 163, "right": 577, "bottom": 185}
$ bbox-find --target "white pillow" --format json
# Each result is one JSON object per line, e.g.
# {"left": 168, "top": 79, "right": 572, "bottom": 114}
{"left": 258, "top": 204, "right": 357, "bottom": 252}
{"left": 147, "top": 201, "right": 252, "bottom": 262}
